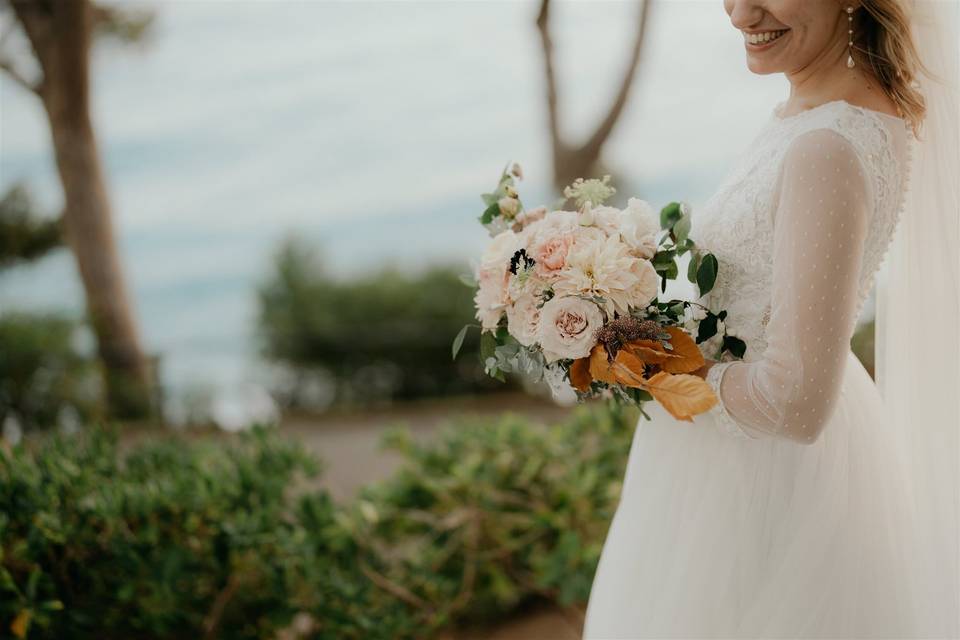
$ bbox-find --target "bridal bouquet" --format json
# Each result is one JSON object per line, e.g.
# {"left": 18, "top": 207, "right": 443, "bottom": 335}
{"left": 452, "top": 163, "right": 747, "bottom": 422}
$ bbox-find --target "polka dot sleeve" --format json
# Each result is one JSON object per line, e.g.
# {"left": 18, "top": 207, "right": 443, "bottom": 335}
{"left": 705, "top": 128, "right": 872, "bottom": 444}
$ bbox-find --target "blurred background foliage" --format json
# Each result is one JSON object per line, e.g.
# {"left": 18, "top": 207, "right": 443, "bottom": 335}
{"left": 256, "top": 238, "right": 516, "bottom": 411}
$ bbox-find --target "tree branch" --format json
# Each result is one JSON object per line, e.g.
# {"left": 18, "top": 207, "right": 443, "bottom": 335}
{"left": 581, "top": 0, "right": 651, "bottom": 158}
{"left": 0, "top": 55, "right": 38, "bottom": 94}
{"left": 536, "top": 0, "right": 563, "bottom": 155}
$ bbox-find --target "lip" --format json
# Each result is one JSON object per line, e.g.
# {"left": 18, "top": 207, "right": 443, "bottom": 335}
{"left": 745, "top": 29, "right": 789, "bottom": 51}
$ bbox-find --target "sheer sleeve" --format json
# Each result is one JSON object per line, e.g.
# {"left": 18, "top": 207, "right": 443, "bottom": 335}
{"left": 704, "top": 128, "right": 872, "bottom": 444}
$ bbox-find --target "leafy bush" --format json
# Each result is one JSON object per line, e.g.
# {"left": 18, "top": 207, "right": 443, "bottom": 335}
{"left": 0, "top": 403, "right": 637, "bottom": 638}
{"left": 0, "top": 184, "right": 61, "bottom": 268}
{"left": 0, "top": 425, "right": 321, "bottom": 639}
{"left": 0, "top": 313, "right": 101, "bottom": 432}
{"left": 256, "top": 239, "right": 514, "bottom": 409}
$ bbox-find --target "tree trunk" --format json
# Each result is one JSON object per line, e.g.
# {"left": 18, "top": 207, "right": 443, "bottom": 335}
{"left": 537, "top": 0, "right": 652, "bottom": 191}
{"left": 12, "top": 0, "right": 154, "bottom": 417}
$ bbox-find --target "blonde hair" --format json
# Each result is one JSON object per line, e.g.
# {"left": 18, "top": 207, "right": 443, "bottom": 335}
{"left": 853, "top": 0, "right": 936, "bottom": 140}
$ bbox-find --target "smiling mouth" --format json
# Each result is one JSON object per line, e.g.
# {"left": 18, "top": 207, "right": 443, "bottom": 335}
{"left": 744, "top": 29, "right": 790, "bottom": 47}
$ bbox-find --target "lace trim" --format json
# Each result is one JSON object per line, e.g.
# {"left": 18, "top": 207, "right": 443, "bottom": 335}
{"left": 851, "top": 116, "right": 915, "bottom": 323}
{"left": 705, "top": 361, "right": 759, "bottom": 440}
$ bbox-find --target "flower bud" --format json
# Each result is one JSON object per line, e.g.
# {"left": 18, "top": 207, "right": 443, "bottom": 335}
{"left": 511, "top": 162, "right": 523, "bottom": 179}
{"left": 504, "top": 184, "right": 519, "bottom": 199}
{"left": 578, "top": 200, "right": 594, "bottom": 226}
{"left": 498, "top": 196, "right": 520, "bottom": 218}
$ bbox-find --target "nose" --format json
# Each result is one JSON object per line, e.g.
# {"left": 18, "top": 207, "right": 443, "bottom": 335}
{"left": 726, "top": 0, "right": 765, "bottom": 30}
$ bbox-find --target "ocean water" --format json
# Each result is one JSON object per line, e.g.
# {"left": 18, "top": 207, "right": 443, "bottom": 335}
{"left": 0, "top": 0, "right": 789, "bottom": 404}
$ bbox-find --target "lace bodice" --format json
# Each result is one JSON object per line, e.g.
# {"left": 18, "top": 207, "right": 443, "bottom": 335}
{"left": 693, "top": 99, "right": 913, "bottom": 443}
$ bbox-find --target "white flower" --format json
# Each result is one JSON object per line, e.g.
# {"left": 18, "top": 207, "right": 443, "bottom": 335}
{"left": 630, "top": 258, "right": 660, "bottom": 309}
{"left": 480, "top": 229, "right": 521, "bottom": 273}
{"left": 506, "top": 293, "right": 542, "bottom": 347}
{"left": 474, "top": 230, "right": 522, "bottom": 330}
{"left": 537, "top": 295, "right": 604, "bottom": 362}
{"left": 578, "top": 201, "right": 595, "bottom": 226}
{"left": 552, "top": 230, "right": 649, "bottom": 317}
{"left": 563, "top": 175, "right": 616, "bottom": 207}
{"left": 619, "top": 198, "right": 660, "bottom": 259}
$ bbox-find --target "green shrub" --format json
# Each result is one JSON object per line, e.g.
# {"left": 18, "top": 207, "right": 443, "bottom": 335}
{"left": 0, "top": 184, "right": 61, "bottom": 268}
{"left": 0, "top": 403, "right": 638, "bottom": 639}
{"left": 0, "top": 425, "right": 320, "bottom": 639}
{"left": 0, "top": 313, "right": 101, "bottom": 432}
{"left": 347, "top": 402, "right": 637, "bottom": 631}
{"left": 256, "top": 239, "right": 513, "bottom": 409}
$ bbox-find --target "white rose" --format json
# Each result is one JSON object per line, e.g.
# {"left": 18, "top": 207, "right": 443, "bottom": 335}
{"left": 619, "top": 197, "right": 660, "bottom": 259}
{"left": 591, "top": 205, "right": 622, "bottom": 236}
{"left": 507, "top": 294, "right": 542, "bottom": 347}
{"left": 537, "top": 295, "right": 604, "bottom": 362}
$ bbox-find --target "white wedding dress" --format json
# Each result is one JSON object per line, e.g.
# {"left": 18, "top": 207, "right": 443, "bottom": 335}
{"left": 582, "top": 99, "right": 929, "bottom": 638}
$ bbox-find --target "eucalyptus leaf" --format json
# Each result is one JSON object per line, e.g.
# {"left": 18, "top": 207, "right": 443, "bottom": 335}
{"left": 452, "top": 324, "right": 471, "bottom": 360}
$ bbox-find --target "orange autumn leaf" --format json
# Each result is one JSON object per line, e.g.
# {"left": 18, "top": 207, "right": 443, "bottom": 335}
{"left": 569, "top": 356, "right": 593, "bottom": 391}
{"left": 588, "top": 344, "right": 619, "bottom": 384}
{"left": 610, "top": 348, "right": 650, "bottom": 388}
{"left": 622, "top": 338, "right": 670, "bottom": 365}
{"left": 658, "top": 326, "right": 706, "bottom": 374}
{"left": 642, "top": 370, "right": 719, "bottom": 422}
{"left": 10, "top": 610, "right": 30, "bottom": 639}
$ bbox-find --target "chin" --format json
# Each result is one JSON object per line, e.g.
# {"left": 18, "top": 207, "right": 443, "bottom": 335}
{"left": 745, "top": 59, "right": 780, "bottom": 75}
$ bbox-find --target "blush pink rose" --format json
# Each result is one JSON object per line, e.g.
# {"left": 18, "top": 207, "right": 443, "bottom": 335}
{"left": 532, "top": 234, "right": 574, "bottom": 279}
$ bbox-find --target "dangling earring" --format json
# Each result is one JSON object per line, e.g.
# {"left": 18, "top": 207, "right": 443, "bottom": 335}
{"left": 846, "top": 5, "right": 856, "bottom": 68}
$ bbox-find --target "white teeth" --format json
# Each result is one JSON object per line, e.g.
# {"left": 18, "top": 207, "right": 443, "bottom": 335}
{"left": 746, "top": 29, "right": 786, "bottom": 45}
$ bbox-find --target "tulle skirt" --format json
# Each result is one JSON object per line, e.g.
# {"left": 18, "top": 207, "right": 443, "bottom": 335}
{"left": 582, "top": 349, "right": 929, "bottom": 639}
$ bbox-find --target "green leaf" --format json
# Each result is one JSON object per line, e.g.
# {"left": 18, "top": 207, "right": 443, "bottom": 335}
{"left": 723, "top": 334, "right": 747, "bottom": 358}
{"left": 673, "top": 211, "right": 692, "bottom": 244}
{"left": 687, "top": 251, "right": 701, "bottom": 283}
{"left": 480, "top": 330, "right": 497, "bottom": 364}
{"left": 660, "top": 201, "right": 682, "bottom": 230}
{"left": 696, "top": 312, "right": 718, "bottom": 344}
{"left": 452, "top": 324, "right": 471, "bottom": 360}
{"left": 696, "top": 253, "right": 718, "bottom": 295}
{"left": 652, "top": 249, "right": 676, "bottom": 268}
{"left": 479, "top": 201, "right": 501, "bottom": 225}
{"left": 481, "top": 192, "right": 498, "bottom": 207}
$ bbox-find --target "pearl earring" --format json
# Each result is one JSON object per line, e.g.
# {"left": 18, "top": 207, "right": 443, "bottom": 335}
{"left": 846, "top": 6, "right": 856, "bottom": 68}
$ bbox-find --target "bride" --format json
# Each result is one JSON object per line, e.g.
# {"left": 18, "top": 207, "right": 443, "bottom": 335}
{"left": 581, "top": 0, "right": 958, "bottom": 637}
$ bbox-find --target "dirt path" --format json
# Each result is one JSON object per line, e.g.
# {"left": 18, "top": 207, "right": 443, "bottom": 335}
{"left": 281, "top": 392, "right": 573, "bottom": 502}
